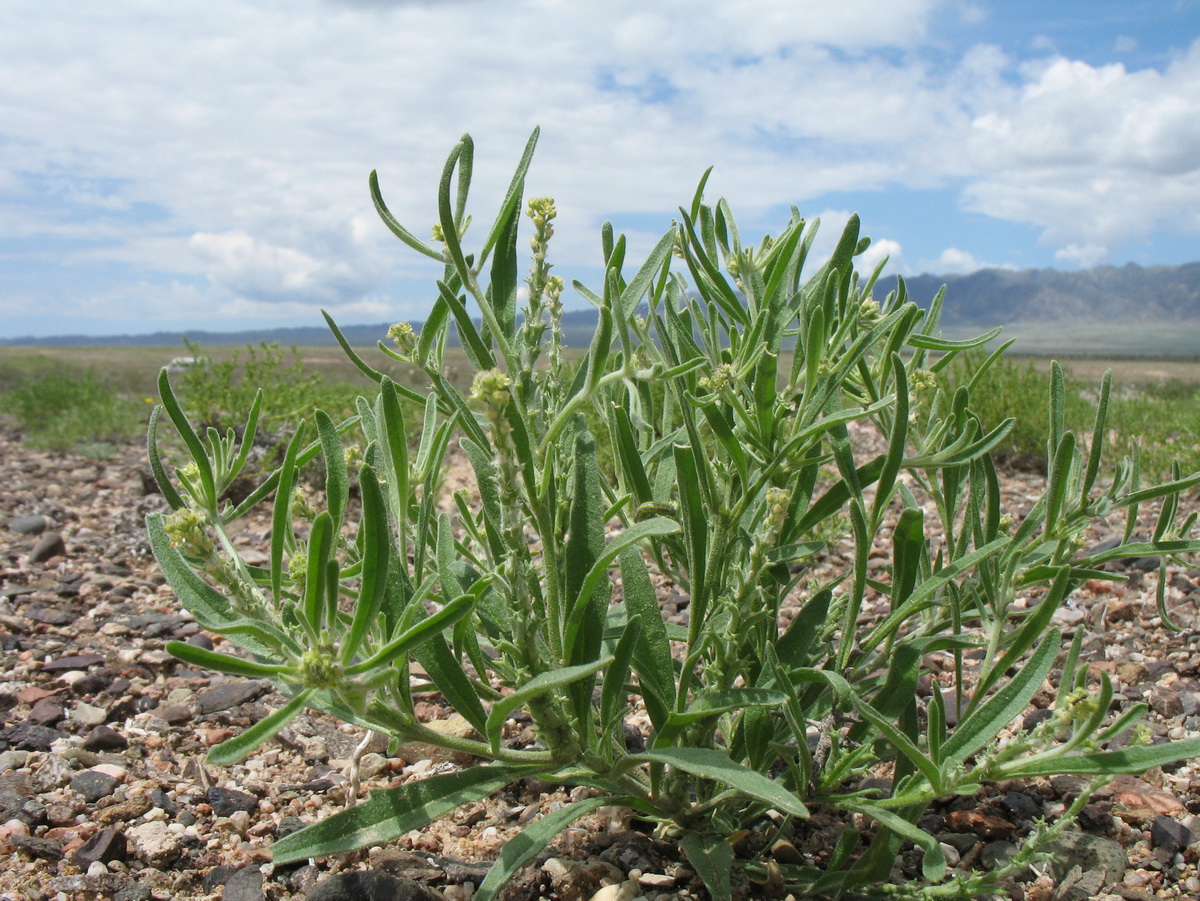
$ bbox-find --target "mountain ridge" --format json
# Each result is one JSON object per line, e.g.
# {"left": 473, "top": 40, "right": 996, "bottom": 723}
{"left": 5, "top": 261, "right": 1199, "bottom": 346}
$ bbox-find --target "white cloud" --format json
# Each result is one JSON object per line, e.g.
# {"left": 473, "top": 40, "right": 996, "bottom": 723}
{"left": 858, "top": 238, "right": 903, "bottom": 276}
{"left": 962, "top": 42, "right": 1200, "bottom": 259}
{"left": 1, "top": 1, "right": 1198, "bottom": 334}
{"left": 918, "top": 247, "right": 1018, "bottom": 275}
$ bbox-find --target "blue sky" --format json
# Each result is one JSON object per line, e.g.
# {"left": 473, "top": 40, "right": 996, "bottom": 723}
{"left": 2, "top": 0, "right": 1199, "bottom": 338}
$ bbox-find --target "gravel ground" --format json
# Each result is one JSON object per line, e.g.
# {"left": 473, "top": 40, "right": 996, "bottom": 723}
{"left": 1, "top": 424, "right": 1200, "bottom": 901}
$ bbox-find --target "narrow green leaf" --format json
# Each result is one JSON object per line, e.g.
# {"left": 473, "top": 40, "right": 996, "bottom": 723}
{"left": 623, "top": 748, "right": 808, "bottom": 817}
{"left": 562, "top": 517, "right": 680, "bottom": 666}
{"left": 344, "top": 592, "right": 476, "bottom": 675}
{"left": 165, "top": 640, "right": 288, "bottom": 679}
{"left": 665, "top": 689, "right": 788, "bottom": 727}
{"left": 271, "top": 765, "right": 537, "bottom": 863}
{"left": 322, "top": 311, "right": 389, "bottom": 385}
{"left": 207, "top": 689, "right": 314, "bottom": 766}
{"left": 437, "top": 280, "right": 496, "bottom": 370}
{"left": 340, "top": 466, "right": 391, "bottom": 664}
{"left": 146, "top": 405, "right": 186, "bottom": 511}
{"left": 999, "top": 737, "right": 1200, "bottom": 778}
{"left": 368, "top": 170, "right": 445, "bottom": 261}
{"left": 621, "top": 230, "right": 676, "bottom": 316}
{"left": 842, "top": 802, "right": 946, "bottom": 882}
{"left": 270, "top": 421, "right": 305, "bottom": 605}
{"left": 620, "top": 547, "right": 675, "bottom": 730}
{"left": 156, "top": 368, "right": 216, "bottom": 509}
{"left": 475, "top": 797, "right": 618, "bottom": 901}
{"left": 679, "top": 833, "right": 733, "bottom": 901}
{"left": 303, "top": 512, "right": 335, "bottom": 631}
{"left": 601, "top": 616, "right": 642, "bottom": 733}
{"left": 940, "top": 628, "right": 1059, "bottom": 769}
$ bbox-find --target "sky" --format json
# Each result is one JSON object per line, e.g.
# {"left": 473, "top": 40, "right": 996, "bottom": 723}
{"left": 2, "top": 0, "right": 1199, "bottom": 339}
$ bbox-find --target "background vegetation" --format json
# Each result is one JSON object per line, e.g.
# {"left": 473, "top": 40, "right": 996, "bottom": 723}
{"left": 2, "top": 341, "right": 1196, "bottom": 480}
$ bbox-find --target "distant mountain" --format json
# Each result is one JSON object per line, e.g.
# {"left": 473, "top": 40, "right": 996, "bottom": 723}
{"left": 5, "top": 262, "right": 1199, "bottom": 346}
{"left": 876, "top": 262, "right": 1200, "bottom": 327}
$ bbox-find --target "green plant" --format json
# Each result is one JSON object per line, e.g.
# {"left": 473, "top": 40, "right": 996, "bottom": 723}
{"left": 1, "top": 370, "right": 144, "bottom": 453}
{"left": 174, "top": 339, "right": 339, "bottom": 438}
{"left": 148, "top": 131, "right": 1200, "bottom": 900}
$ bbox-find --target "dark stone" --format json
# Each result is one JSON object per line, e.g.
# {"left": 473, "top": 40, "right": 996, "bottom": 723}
{"left": 206, "top": 785, "right": 258, "bottom": 816}
{"left": 73, "top": 827, "right": 128, "bottom": 867}
{"left": 29, "top": 698, "right": 65, "bottom": 726}
{"left": 11, "top": 834, "right": 64, "bottom": 861}
{"left": 72, "top": 671, "right": 114, "bottom": 695}
{"left": 83, "top": 724, "right": 128, "bottom": 752}
{"left": 1022, "top": 707, "right": 1054, "bottom": 732}
{"left": 307, "top": 871, "right": 445, "bottom": 901}
{"left": 204, "top": 864, "right": 238, "bottom": 891}
{"left": 41, "top": 654, "right": 106, "bottom": 672}
{"left": 187, "top": 632, "right": 215, "bottom": 651}
{"left": 150, "top": 788, "right": 176, "bottom": 816}
{"left": 28, "top": 532, "right": 67, "bottom": 563}
{"left": 0, "top": 722, "right": 66, "bottom": 751}
{"left": 70, "top": 770, "right": 120, "bottom": 803}
{"left": 998, "top": 790, "right": 1041, "bottom": 822}
{"left": 1149, "top": 686, "right": 1185, "bottom": 718}
{"left": 7, "top": 515, "right": 50, "bottom": 536}
{"left": 1149, "top": 815, "right": 1196, "bottom": 854}
{"left": 222, "top": 867, "right": 265, "bottom": 901}
{"left": 25, "top": 604, "right": 74, "bottom": 626}
{"left": 277, "top": 815, "right": 308, "bottom": 838}
{"left": 114, "top": 886, "right": 154, "bottom": 901}
{"left": 196, "top": 680, "right": 271, "bottom": 715}
{"left": 159, "top": 704, "right": 192, "bottom": 724}
{"left": 1045, "top": 832, "right": 1127, "bottom": 885}
{"left": 135, "top": 696, "right": 159, "bottom": 712}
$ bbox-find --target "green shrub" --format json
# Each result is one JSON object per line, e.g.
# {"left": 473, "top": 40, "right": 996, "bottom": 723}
{"left": 0, "top": 371, "right": 144, "bottom": 453}
{"left": 148, "top": 132, "right": 1200, "bottom": 900}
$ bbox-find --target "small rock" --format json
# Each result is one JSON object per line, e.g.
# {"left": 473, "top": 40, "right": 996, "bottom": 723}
{"left": 1149, "top": 815, "right": 1195, "bottom": 854}
{"left": 83, "top": 724, "right": 128, "bottom": 752}
{"left": 195, "top": 680, "right": 272, "bottom": 715}
{"left": 70, "top": 770, "right": 119, "bottom": 803}
{"left": 945, "top": 809, "right": 1017, "bottom": 840}
{"left": 11, "top": 834, "right": 64, "bottom": 861}
{"left": 587, "top": 882, "right": 640, "bottom": 901}
{"left": 93, "top": 795, "right": 152, "bottom": 826}
{"left": 29, "top": 698, "right": 65, "bottom": 726}
{"left": 221, "top": 866, "right": 264, "bottom": 901}
{"left": 126, "top": 820, "right": 182, "bottom": 866}
{"left": 307, "top": 871, "right": 445, "bottom": 901}
{"left": 397, "top": 714, "right": 481, "bottom": 766}
{"left": 71, "top": 701, "right": 108, "bottom": 727}
{"left": 1045, "top": 831, "right": 1127, "bottom": 886}
{"left": 207, "top": 785, "right": 258, "bottom": 816}
{"left": 1149, "top": 686, "right": 1184, "bottom": 718}
{"left": 73, "top": 828, "right": 128, "bottom": 868}
{"left": 8, "top": 515, "right": 51, "bottom": 536}
{"left": 41, "top": 654, "right": 106, "bottom": 672}
{"left": 28, "top": 532, "right": 67, "bottom": 563}
{"left": 158, "top": 704, "right": 193, "bottom": 724}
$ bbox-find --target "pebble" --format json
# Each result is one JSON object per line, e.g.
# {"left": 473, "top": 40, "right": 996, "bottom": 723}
{"left": 1149, "top": 815, "right": 1195, "bottom": 854}
{"left": 71, "top": 701, "right": 108, "bottom": 726}
{"left": 127, "top": 820, "right": 182, "bottom": 867}
{"left": 7, "top": 515, "right": 51, "bottom": 536}
{"left": 195, "top": 680, "right": 271, "bottom": 715}
{"left": 27, "top": 532, "right": 66, "bottom": 563}
{"left": 83, "top": 725, "right": 128, "bottom": 752}
{"left": 307, "top": 871, "right": 444, "bottom": 901}
{"left": 206, "top": 786, "right": 258, "bottom": 817}
{"left": 69, "top": 770, "right": 119, "bottom": 803}
{"left": 72, "top": 828, "right": 128, "bottom": 868}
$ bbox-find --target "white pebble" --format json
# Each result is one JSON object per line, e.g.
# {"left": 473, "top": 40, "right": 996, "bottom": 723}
{"left": 87, "top": 861, "right": 108, "bottom": 877}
